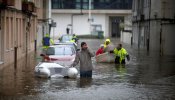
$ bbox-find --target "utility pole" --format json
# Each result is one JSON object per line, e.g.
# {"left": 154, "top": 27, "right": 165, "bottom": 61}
{"left": 88, "top": 0, "right": 92, "bottom": 35}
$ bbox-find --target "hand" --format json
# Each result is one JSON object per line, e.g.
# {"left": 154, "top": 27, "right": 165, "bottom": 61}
{"left": 85, "top": 45, "right": 88, "bottom": 49}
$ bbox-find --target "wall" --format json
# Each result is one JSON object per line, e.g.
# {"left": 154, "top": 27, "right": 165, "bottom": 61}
{"left": 132, "top": 0, "right": 175, "bottom": 55}
{"left": 0, "top": 10, "right": 37, "bottom": 67}
{"left": 162, "top": 25, "right": 175, "bottom": 55}
{"left": 0, "top": 0, "right": 43, "bottom": 68}
{"left": 51, "top": 13, "right": 107, "bottom": 37}
{"left": 121, "top": 15, "right": 132, "bottom": 44}
{"left": 149, "top": 21, "right": 161, "bottom": 52}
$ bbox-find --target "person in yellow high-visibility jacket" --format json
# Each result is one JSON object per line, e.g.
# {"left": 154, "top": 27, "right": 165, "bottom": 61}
{"left": 103, "top": 38, "right": 115, "bottom": 52}
{"left": 70, "top": 34, "right": 78, "bottom": 43}
{"left": 104, "top": 38, "right": 111, "bottom": 48}
{"left": 110, "top": 44, "right": 130, "bottom": 64}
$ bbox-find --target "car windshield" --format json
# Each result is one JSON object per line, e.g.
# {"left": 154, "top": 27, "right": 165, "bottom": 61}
{"left": 61, "top": 35, "right": 73, "bottom": 42}
{"left": 46, "top": 47, "right": 73, "bottom": 55}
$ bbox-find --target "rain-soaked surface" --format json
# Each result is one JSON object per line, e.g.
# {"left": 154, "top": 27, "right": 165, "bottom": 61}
{"left": 0, "top": 38, "right": 175, "bottom": 100}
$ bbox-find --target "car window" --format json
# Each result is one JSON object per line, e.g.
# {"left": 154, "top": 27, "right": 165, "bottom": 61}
{"left": 61, "top": 35, "right": 73, "bottom": 42}
{"left": 64, "top": 47, "right": 73, "bottom": 55}
{"left": 46, "top": 47, "right": 55, "bottom": 55}
{"left": 46, "top": 46, "right": 74, "bottom": 55}
{"left": 54, "top": 47, "right": 64, "bottom": 55}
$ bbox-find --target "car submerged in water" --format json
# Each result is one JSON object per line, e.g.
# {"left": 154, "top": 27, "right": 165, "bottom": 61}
{"left": 34, "top": 45, "right": 79, "bottom": 78}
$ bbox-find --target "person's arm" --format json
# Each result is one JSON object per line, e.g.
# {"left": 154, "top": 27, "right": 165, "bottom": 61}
{"left": 113, "top": 48, "right": 117, "bottom": 54}
{"left": 87, "top": 48, "right": 95, "bottom": 57}
{"left": 50, "top": 39, "right": 54, "bottom": 45}
{"left": 71, "top": 53, "right": 80, "bottom": 67}
{"left": 123, "top": 48, "right": 130, "bottom": 61}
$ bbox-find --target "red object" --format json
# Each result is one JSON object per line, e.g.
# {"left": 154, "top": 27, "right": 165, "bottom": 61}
{"left": 96, "top": 48, "right": 104, "bottom": 56}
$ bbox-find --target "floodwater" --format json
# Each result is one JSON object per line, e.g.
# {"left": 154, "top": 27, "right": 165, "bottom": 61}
{"left": 0, "top": 39, "right": 175, "bottom": 100}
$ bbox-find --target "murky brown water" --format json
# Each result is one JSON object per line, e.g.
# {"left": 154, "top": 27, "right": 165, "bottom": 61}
{"left": 0, "top": 39, "right": 175, "bottom": 100}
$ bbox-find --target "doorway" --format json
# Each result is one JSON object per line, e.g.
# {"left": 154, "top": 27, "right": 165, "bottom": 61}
{"left": 109, "top": 16, "right": 124, "bottom": 38}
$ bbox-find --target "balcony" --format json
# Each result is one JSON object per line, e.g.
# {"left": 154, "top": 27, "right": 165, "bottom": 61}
{"left": 0, "top": 0, "right": 15, "bottom": 8}
{"left": 22, "top": 1, "right": 35, "bottom": 12}
{"left": 0, "top": 0, "right": 15, "bottom": 6}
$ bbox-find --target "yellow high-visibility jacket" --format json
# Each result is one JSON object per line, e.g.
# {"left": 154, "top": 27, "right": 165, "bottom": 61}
{"left": 104, "top": 39, "right": 111, "bottom": 48}
{"left": 113, "top": 48, "right": 128, "bottom": 64}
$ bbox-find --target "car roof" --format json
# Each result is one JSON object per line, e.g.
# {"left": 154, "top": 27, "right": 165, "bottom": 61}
{"left": 61, "top": 34, "right": 73, "bottom": 36}
{"left": 49, "top": 45, "right": 72, "bottom": 48}
{"left": 54, "top": 42, "right": 77, "bottom": 46}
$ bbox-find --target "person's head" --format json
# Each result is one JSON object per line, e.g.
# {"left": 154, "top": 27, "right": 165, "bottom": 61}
{"left": 81, "top": 42, "right": 87, "bottom": 50}
{"left": 45, "top": 33, "right": 49, "bottom": 37}
{"left": 117, "top": 43, "right": 122, "bottom": 50}
{"left": 100, "top": 44, "right": 104, "bottom": 49}
{"left": 105, "top": 39, "right": 111, "bottom": 45}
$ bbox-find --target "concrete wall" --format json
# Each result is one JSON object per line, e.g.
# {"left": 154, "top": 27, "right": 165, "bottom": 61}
{"left": 121, "top": 31, "right": 132, "bottom": 44}
{"left": 132, "top": 24, "right": 139, "bottom": 45}
{"left": 51, "top": 9, "right": 132, "bottom": 38}
{"left": 51, "top": 13, "right": 71, "bottom": 38}
{"left": 51, "top": 13, "right": 108, "bottom": 38}
{"left": 162, "top": 25, "right": 175, "bottom": 55}
{"left": 121, "top": 15, "right": 132, "bottom": 44}
{"left": 0, "top": 0, "right": 46, "bottom": 68}
{"left": 132, "top": 0, "right": 175, "bottom": 55}
{"left": 149, "top": 21, "right": 161, "bottom": 52}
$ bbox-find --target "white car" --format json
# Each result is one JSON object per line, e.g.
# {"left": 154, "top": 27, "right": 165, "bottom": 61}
{"left": 34, "top": 62, "right": 78, "bottom": 78}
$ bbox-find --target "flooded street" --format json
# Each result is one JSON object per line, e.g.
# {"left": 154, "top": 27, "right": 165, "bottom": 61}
{"left": 0, "top": 38, "right": 175, "bottom": 100}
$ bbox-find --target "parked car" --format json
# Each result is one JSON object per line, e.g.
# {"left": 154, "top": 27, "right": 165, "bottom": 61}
{"left": 41, "top": 45, "right": 76, "bottom": 66}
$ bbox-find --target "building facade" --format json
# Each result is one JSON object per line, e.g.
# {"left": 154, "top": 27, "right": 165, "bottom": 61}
{"left": 132, "top": 0, "right": 175, "bottom": 55}
{"left": 0, "top": 0, "right": 47, "bottom": 68}
{"left": 50, "top": 0, "right": 132, "bottom": 38}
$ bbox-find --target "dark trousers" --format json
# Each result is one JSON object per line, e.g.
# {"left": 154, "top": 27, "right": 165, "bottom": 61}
{"left": 115, "top": 56, "right": 126, "bottom": 64}
{"left": 80, "top": 70, "right": 92, "bottom": 78}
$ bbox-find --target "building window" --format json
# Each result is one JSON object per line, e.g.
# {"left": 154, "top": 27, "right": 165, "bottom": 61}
{"left": 92, "top": 24, "right": 102, "bottom": 31}
{"left": 52, "top": 0, "right": 65, "bottom": 9}
{"left": 6, "top": 17, "right": 9, "bottom": 50}
{"left": 11, "top": 18, "right": 14, "bottom": 48}
{"left": 52, "top": 0, "right": 132, "bottom": 10}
